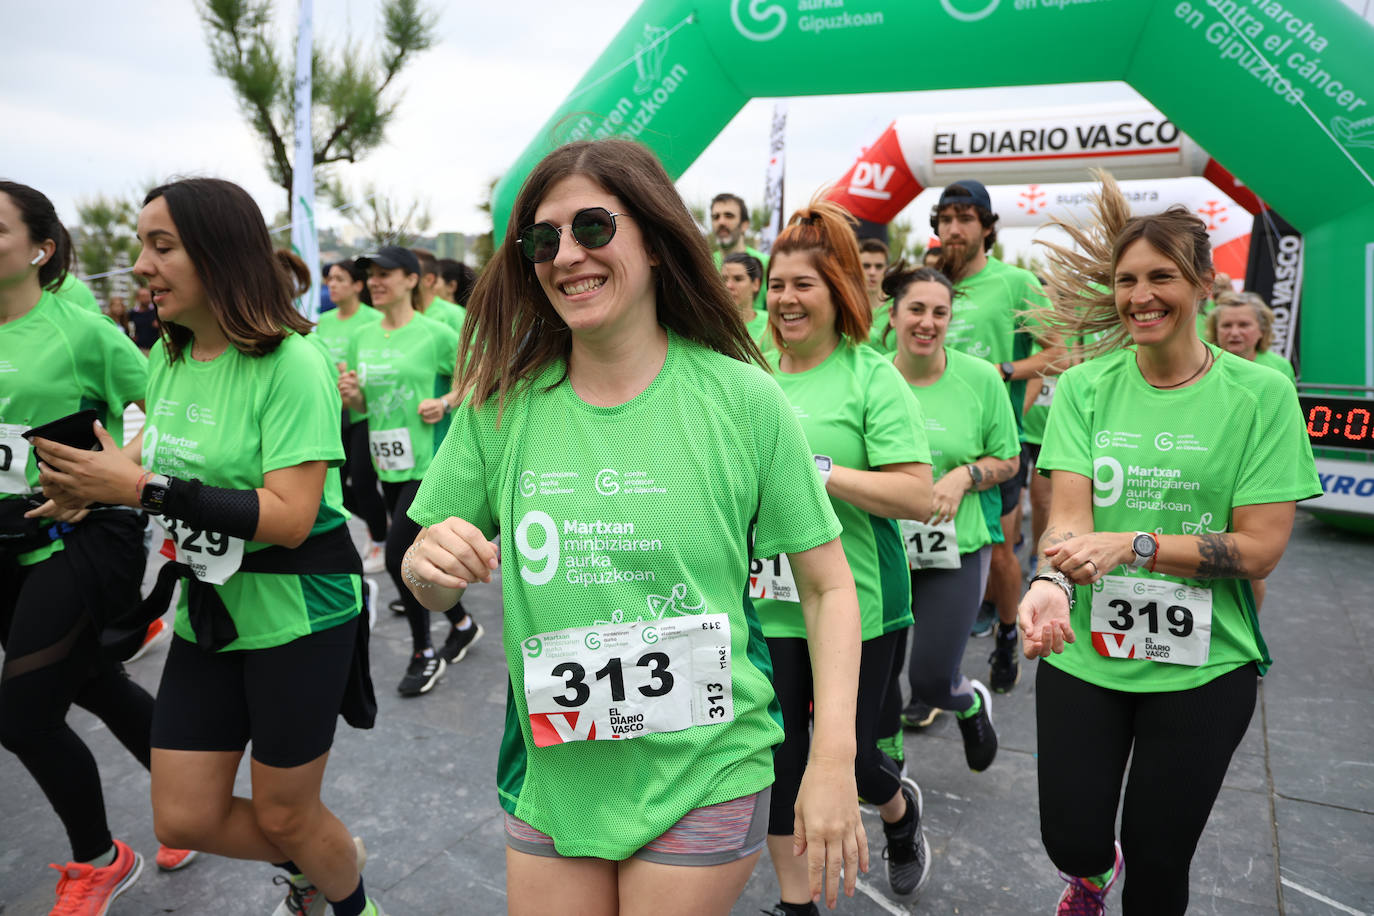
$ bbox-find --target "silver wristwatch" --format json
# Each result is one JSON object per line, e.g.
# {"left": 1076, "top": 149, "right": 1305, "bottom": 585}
{"left": 1030, "top": 570, "right": 1075, "bottom": 609}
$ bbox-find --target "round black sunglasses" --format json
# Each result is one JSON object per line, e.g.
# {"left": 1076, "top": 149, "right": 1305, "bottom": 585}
{"left": 518, "top": 207, "right": 625, "bottom": 263}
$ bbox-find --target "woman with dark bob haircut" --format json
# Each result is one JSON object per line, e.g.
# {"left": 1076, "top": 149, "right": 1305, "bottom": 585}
{"left": 401, "top": 138, "right": 868, "bottom": 914}
{"left": 34, "top": 177, "right": 383, "bottom": 916}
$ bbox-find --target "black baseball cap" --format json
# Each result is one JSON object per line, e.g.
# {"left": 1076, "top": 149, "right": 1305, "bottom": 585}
{"left": 355, "top": 245, "right": 420, "bottom": 275}
{"left": 936, "top": 180, "right": 993, "bottom": 213}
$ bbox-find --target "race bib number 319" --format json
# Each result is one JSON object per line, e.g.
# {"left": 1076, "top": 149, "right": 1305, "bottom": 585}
{"left": 1090, "top": 575, "right": 1213, "bottom": 666}
{"left": 524, "top": 614, "right": 734, "bottom": 747}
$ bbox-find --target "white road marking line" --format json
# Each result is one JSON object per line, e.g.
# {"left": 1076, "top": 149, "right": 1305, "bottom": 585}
{"left": 1281, "top": 876, "right": 1370, "bottom": 916}
{"left": 853, "top": 878, "right": 909, "bottom": 915}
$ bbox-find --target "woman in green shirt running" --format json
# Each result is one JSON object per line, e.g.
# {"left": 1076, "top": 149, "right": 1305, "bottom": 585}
{"left": 886, "top": 265, "right": 1019, "bottom": 772}
{"left": 720, "top": 251, "right": 770, "bottom": 343}
{"left": 36, "top": 178, "right": 384, "bottom": 916}
{"left": 1020, "top": 172, "right": 1319, "bottom": 916}
{"left": 399, "top": 139, "right": 868, "bottom": 915}
{"left": 755, "top": 200, "right": 934, "bottom": 907}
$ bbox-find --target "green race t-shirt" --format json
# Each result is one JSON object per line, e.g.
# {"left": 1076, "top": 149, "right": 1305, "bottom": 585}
{"left": 905, "top": 348, "right": 1020, "bottom": 555}
{"left": 54, "top": 274, "right": 102, "bottom": 315}
{"left": 867, "top": 300, "right": 896, "bottom": 354}
{"left": 142, "top": 333, "right": 359, "bottom": 650}
{"left": 407, "top": 331, "right": 840, "bottom": 859}
{"left": 947, "top": 257, "right": 1050, "bottom": 433}
{"left": 421, "top": 296, "right": 467, "bottom": 336}
{"left": 1254, "top": 349, "right": 1296, "bottom": 384}
{"left": 1037, "top": 345, "right": 1320, "bottom": 691}
{"left": 348, "top": 312, "right": 458, "bottom": 483}
{"left": 745, "top": 308, "right": 770, "bottom": 346}
{"left": 756, "top": 342, "right": 931, "bottom": 640}
{"left": 312, "top": 304, "right": 381, "bottom": 423}
{"left": 0, "top": 291, "right": 147, "bottom": 565}
{"left": 714, "top": 246, "right": 769, "bottom": 312}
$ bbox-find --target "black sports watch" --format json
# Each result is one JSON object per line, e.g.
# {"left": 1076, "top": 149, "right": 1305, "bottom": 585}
{"left": 1130, "top": 531, "right": 1158, "bottom": 570}
{"left": 140, "top": 473, "right": 172, "bottom": 515}
{"left": 999, "top": 361, "right": 1015, "bottom": 381}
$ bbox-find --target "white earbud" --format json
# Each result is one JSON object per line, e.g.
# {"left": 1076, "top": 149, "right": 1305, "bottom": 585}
{"left": 29, "top": 251, "right": 44, "bottom": 266}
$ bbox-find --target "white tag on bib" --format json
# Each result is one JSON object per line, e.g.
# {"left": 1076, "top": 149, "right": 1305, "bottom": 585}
{"left": 524, "top": 613, "right": 734, "bottom": 747}
{"left": 1034, "top": 377, "right": 1057, "bottom": 408}
{"left": 1089, "top": 575, "right": 1213, "bottom": 667}
{"left": 368, "top": 427, "right": 415, "bottom": 472}
{"left": 748, "top": 553, "right": 801, "bottom": 602}
{"left": 900, "top": 518, "right": 960, "bottom": 570}
{"left": 0, "top": 425, "right": 33, "bottom": 495}
{"left": 160, "top": 516, "right": 245, "bottom": 585}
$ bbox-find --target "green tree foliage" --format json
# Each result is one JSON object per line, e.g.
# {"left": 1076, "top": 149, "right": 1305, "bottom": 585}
{"left": 198, "top": 0, "right": 437, "bottom": 210}
{"left": 473, "top": 176, "right": 499, "bottom": 269}
{"left": 74, "top": 196, "right": 140, "bottom": 301}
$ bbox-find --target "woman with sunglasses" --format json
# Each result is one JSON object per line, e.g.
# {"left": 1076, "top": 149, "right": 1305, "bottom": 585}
{"left": 721, "top": 251, "right": 770, "bottom": 343}
{"left": 1021, "top": 173, "right": 1319, "bottom": 915}
{"left": 401, "top": 139, "right": 867, "bottom": 915}
{"left": 752, "top": 200, "right": 933, "bottom": 909}
{"left": 314, "top": 260, "right": 387, "bottom": 576}
{"left": 33, "top": 177, "right": 382, "bottom": 916}
{"left": 337, "top": 246, "right": 480, "bottom": 697}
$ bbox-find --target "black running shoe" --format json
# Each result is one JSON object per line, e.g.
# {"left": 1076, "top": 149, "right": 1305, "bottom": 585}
{"left": 760, "top": 903, "right": 819, "bottom": 916}
{"left": 989, "top": 624, "right": 1021, "bottom": 694}
{"left": 440, "top": 620, "right": 484, "bottom": 663}
{"left": 956, "top": 680, "right": 999, "bottom": 772}
{"left": 882, "top": 778, "right": 931, "bottom": 897}
{"left": 397, "top": 652, "right": 446, "bottom": 696}
{"left": 387, "top": 599, "right": 406, "bottom": 615}
{"left": 901, "top": 699, "right": 942, "bottom": 730}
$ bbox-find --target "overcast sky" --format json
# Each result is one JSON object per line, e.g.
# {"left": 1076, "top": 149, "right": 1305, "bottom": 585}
{"left": 8, "top": 0, "right": 1373, "bottom": 251}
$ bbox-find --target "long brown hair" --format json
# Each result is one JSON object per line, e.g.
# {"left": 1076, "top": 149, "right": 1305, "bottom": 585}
{"left": 144, "top": 178, "right": 311, "bottom": 362}
{"left": 767, "top": 197, "right": 871, "bottom": 349}
{"left": 1035, "top": 169, "right": 1212, "bottom": 361}
{"left": 457, "top": 140, "right": 762, "bottom": 413}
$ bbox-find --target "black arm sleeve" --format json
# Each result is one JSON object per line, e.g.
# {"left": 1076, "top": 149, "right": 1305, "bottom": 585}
{"left": 162, "top": 478, "right": 261, "bottom": 541}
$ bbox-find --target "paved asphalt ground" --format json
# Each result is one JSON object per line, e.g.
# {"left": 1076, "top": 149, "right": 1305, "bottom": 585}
{"left": 1, "top": 509, "right": 1370, "bottom": 915}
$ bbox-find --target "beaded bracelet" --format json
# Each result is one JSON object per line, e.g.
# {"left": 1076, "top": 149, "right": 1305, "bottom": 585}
{"left": 402, "top": 540, "right": 433, "bottom": 590}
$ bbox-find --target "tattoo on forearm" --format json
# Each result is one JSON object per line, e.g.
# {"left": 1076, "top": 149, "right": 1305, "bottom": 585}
{"left": 1035, "top": 525, "right": 1075, "bottom": 576}
{"left": 1195, "top": 533, "right": 1244, "bottom": 579}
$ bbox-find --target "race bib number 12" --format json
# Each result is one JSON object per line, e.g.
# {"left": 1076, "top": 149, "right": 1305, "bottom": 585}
{"left": 900, "top": 518, "right": 959, "bottom": 570}
{"left": 1090, "top": 575, "right": 1213, "bottom": 666}
{"left": 524, "top": 614, "right": 734, "bottom": 747}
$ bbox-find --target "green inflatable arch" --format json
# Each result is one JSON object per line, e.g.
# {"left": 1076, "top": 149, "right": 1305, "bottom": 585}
{"left": 494, "top": 0, "right": 1374, "bottom": 389}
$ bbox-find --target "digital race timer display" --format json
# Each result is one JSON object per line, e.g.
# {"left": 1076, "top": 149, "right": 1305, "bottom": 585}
{"left": 1300, "top": 395, "right": 1374, "bottom": 451}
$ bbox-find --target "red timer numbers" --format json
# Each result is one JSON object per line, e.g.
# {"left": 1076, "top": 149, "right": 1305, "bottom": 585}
{"left": 1299, "top": 395, "right": 1374, "bottom": 452}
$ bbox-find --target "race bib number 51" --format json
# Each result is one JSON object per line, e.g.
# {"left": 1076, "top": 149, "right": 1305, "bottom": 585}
{"left": 524, "top": 614, "right": 734, "bottom": 747}
{"left": 749, "top": 553, "right": 800, "bottom": 602}
{"left": 1090, "top": 575, "right": 1213, "bottom": 666}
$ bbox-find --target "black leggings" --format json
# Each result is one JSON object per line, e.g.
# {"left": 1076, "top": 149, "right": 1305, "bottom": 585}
{"left": 1036, "top": 661, "right": 1257, "bottom": 915}
{"left": 767, "top": 631, "right": 904, "bottom": 835}
{"left": 343, "top": 419, "right": 388, "bottom": 543}
{"left": 0, "top": 511, "right": 157, "bottom": 862}
{"left": 381, "top": 480, "right": 467, "bottom": 652}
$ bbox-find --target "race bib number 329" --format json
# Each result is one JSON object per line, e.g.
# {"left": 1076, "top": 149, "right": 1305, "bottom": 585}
{"left": 524, "top": 614, "right": 734, "bottom": 747}
{"left": 1090, "top": 575, "right": 1213, "bottom": 666}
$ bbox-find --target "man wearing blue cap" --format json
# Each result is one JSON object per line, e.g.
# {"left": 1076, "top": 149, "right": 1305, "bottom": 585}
{"left": 929, "top": 180, "right": 1062, "bottom": 697}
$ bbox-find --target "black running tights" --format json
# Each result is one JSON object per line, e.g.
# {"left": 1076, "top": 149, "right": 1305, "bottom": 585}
{"left": 1036, "top": 660, "right": 1257, "bottom": 915}
{"left": 342, "top": 420, "right": 388, "bottom": 543}
{"left": 0, "top": 512, "right": 156, "bottom": 862}
{"left": 380, "top": 479, "right": 466, "bottom": 652}
{"left": 767, "top": 631, "right": 904, "bottom": 836}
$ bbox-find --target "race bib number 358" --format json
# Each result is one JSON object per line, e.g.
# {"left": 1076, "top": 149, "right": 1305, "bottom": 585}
{"left": 524, "top": 614, "right": 734, "bottom": 747}
{"left": 1090, "top": 575, "right": 1213, "bottom": 666}
{"left": 368, "top": 427, "right": 415, "bottom": 472}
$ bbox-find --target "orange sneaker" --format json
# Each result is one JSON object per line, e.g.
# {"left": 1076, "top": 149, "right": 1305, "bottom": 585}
{"left": 48, "top": 838, "right": 143, "bottom": 916}
{"left": 127, "top": 618, "right": 169, "bottom": 663}
{"left": 154, "top": 845, "right": 199, "bottom": 871}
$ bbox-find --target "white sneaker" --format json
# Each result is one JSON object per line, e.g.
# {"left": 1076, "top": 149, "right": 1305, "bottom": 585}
{"left": 361, "top": 542, "right": 386, "bottom": 574}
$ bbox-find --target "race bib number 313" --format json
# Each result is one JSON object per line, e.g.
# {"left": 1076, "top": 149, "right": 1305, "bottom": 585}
{"left": 1090, "top": 575, "right": 1213, "bottom": 666}
{"left": 524, "top": 614, "right": 734, "bottom": 747}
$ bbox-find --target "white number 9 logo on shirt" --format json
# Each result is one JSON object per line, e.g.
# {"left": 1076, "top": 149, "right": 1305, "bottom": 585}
{"left": 1093, "top": 456, "right": 1124, "bottom": 507}
{"left": 516, "top": 510, "right": 560, "bottom": 586}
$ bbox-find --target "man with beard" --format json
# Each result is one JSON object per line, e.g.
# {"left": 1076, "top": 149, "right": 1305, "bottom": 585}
{"left": 710, "top": 192, "right": 768, "bottom": 312}
{"left": 931, "top": 180, "right": 1061, "bottom": 696}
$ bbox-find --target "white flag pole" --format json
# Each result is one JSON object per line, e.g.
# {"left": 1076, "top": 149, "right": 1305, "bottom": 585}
{"left": 290, "top": 0, "right": 320, "bottom": 322}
